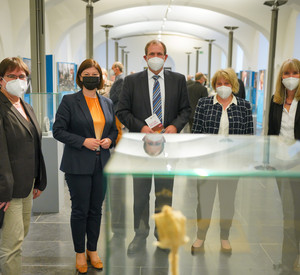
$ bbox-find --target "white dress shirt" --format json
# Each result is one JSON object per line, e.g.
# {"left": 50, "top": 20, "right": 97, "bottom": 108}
{"left": 213, "top": 94, "right": 237, "bottom": 135}
{"left": 280, "top": 98, "right": 297, "bottom": 139}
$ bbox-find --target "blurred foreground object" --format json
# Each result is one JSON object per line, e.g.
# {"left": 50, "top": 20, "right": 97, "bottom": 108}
{"left": 153, "top": 205, "right": 189, "bottom": 275}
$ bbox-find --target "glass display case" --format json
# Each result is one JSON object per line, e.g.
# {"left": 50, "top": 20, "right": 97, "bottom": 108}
{"left": 104, "top": 133, "right": 300, "bottom": 275}
{"left": 24, "top": 92, "right": 74, "bottom": 131}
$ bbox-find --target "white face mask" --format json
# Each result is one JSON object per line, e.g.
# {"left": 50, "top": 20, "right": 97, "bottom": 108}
{"left": 216, "top": 86, "right": 232, "bottom": 99}
{"left": 4, "top": 78, "right": 28, "bottom": 97}
{"left": 147, "top": 57, "right": 165, "bottom": 72}
{"left": 282, "top": 77, "right": 299, "bottom": 91}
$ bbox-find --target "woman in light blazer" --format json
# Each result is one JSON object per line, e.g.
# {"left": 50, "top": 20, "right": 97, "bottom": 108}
{"left": 53, "top": 59, "right": 118, "bottom": 274}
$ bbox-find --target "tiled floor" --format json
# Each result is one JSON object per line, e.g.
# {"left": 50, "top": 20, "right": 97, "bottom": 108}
{"left": 3, "top": 175, "right": 299, "bottom": 275}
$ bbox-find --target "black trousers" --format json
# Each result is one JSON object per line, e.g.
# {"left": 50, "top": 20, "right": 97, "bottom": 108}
{"left": 110, "top": 175, "right": 126, "bottom": 237}
{"left": 65, "top": 155, "right": 106, "bottom": 253}
{"left": 196, "top": 178, "right": 238, "bottom": 240}
{"left": 133, "top": 176, "right": 173, "bottom": 238}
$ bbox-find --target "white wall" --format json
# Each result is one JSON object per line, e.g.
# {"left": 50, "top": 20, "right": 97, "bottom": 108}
{"left": 274, "top": 8, "right": 299, "bottom": 70}
{"left": 294, "top": 14, "right": 300, "bottom": 60}
{"left": 0, "top": 0, "right": 13, "bottom": 59}
{"left": 257, "top": 33, "right": 268, "bottom": 71}
{"left": 92, "top": 35, "right": 224, "bottom": 78}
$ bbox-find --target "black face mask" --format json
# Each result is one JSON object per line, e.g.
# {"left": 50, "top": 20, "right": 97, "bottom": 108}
{"left": 82, "top": 76, "right": 100, "bottom": 90}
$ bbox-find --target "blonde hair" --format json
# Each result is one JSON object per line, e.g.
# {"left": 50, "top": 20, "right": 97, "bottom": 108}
{"left": 274, "top": 58, "right": 300, "bottom": 104}
{"left": 211, "top": 68, "right": 239, "bottom": 93}
{"left": 112, "top": 61, "right": 123, "bottom": 73}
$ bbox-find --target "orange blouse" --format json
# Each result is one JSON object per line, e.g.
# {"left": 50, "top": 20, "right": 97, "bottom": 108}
{"left": 84, "top": 96, "right": 105, "bottom": 140}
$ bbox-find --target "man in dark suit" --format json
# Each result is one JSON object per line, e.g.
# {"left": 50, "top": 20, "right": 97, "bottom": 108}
{"left": 187, "top": 72, "right": 208, "bottom": 131}
{"left": 117, "top": 39, "right": 190, "bottom": 254}
{"left": 110, "top": 61, "right": 124, "bottom": 112}
{"left": 186, "top": 75, "right": 194, "bottom": 86}
{"left": 110, "top": 61, "right": 124, "bottom": 143}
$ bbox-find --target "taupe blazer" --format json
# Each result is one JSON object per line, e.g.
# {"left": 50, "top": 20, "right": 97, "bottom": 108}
{"left": 0, "top": 92, "right": 47, "bottom": 202}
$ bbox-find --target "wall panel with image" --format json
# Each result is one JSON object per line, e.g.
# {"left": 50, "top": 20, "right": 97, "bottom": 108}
{"left": 57, "top": 62, "right": 77, "bottom": 93}
{"left": 57, "top": 62, "right": 77, "bottom": 106}
{"left": 240, "top": 70, "right": 257, "bottom": 114}
{"left": 23, "top": 57, "right": 32, "bottom": 94}
{"left": 256, "top": 69, "right": 266, "bottom": 128}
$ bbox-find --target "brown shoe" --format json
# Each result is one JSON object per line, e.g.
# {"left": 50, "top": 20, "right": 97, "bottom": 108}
{"left": 220, "top": 239, "right": 232, "bottom": 254}
{"left": 86, "top": 249, "right": 103, "bottom": 270}
{"left": 191, "top": 239, "right": 205, "bottom": 255}
{"left": 76, "top": 253, "right": 88, "bottom": 274}
{"left": 294, "top": 254, "right": 300, "bottom": 271}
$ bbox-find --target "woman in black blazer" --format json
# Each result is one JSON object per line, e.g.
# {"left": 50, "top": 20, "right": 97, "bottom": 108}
{"left": 268, "top": 58, "right": 300, "bottom": 273}
{"left": 0, "top": 57, "right": 47, "bottom": 275}
{"left": 53, "top": 59, "right": 118, "bottom": 274}
{"left": 268, "top": 58, "right": 300, "bottom": 139}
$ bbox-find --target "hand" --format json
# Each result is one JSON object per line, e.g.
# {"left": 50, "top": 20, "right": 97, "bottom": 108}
{"left": 99, "top": 138, "right": 112, "bottom": 149}
{"left": 33, "top": 189, "right": 42, "bottom": 199}
{"left": 83, "top": 138, "right": 101, "bottom": 151}
{"left": 164, "top": 125, "right": 177, "bottom": 133}
{"left": 141, "top": 126, "right": 154, "bottom": 133}
{"left": 0, "top": 201, "right": 10, "bottom": 212}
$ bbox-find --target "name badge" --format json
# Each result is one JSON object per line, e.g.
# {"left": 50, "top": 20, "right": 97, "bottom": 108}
{"left": 145, "top": 114, "right": 163, "bottom": 133}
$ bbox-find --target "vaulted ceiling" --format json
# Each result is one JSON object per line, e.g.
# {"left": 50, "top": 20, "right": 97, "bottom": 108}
{"left": 44, "top": 0, "right": 300, "bottom": 50}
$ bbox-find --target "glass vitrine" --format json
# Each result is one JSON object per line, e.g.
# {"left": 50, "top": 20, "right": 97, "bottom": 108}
{"left": 104, "top": 133, "right": 300, "bottom": 275}
{"left": 24, "top": 91, "right": 74, "bottom": 131}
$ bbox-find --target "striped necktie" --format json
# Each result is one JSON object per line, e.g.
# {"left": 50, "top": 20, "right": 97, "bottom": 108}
{"left": 152, "top": 75, "right": 162, "bottom": 123}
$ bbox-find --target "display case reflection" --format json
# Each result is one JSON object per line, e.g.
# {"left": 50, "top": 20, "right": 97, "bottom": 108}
{"left": 105, "top": 134, "right": 300, "bottom": 275}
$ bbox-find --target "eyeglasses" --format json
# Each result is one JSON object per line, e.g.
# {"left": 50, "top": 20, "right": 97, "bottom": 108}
{"left": 5, "top": 74, "right": 28, "bottom": 80}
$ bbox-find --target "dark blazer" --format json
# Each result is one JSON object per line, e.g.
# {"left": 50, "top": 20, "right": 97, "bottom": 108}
{"left": 268, "top": 95, "right": 300, "bottom": 139}
{"left": 0, "top": 92, "right": 47, "bottom": 202}
{"left": 187, "top": 81, "right": 208, "bottom": 122}
{"left": 186, "top": 79, "right": 195, "bottom": 86}
{"left": 192, "top": 96, "right": 253, "bottom": 135}
{"left": 116, "top": 69, "right": 191, "bottom": 132}
{"left": 110, "top": 74, "right": 124, "bottom": 113}
{"left": 236, "top": 79, "right": 246, "bottom": 99}
{"left": 53, "top": 91, "right": 118, "bottom": 174}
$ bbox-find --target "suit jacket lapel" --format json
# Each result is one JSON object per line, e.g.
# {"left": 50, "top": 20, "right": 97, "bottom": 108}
{"left": 76, "top": 91, "right": 95, "bottom": 137}
{"left": 141, "top": 70, "right": 152, "bottom": 116}
{"left": 0, "top": 93, "right": 33, "bottom": 137}
{"left": 163, "top": 70, "right": 171, "bottom": 119}
{"left": 21, "top": 99, "right": 42, "bottom": 137}
{"left": 295, "top": 101, "right": 300, "bottom": 129}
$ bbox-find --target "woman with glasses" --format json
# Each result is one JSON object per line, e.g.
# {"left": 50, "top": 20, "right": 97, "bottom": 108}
{"left": 53, "top": 59, "right": 118, "bottom": 274}
{"left": 0, "top": 57, "right": 47, "bottom": 275}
